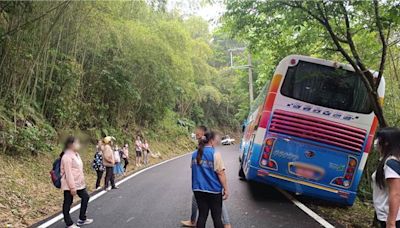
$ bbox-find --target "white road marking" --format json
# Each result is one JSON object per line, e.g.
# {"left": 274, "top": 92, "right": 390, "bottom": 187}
{"left": 38, "top": 153, "right": 191, "bottom": 228}
{"left": 126, "top": 216, "right": 135, "bottom": 223}
{"left": 276, "top": 188, "right": 335, "bottom": 228}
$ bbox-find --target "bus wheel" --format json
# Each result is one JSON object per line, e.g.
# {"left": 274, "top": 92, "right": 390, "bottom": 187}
{"left": 239, "top": 165, "right": 246, "bottom": 180}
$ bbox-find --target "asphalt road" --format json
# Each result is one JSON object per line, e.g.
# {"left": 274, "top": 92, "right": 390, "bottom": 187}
{"left": 44, "top": 145, "right": 322, "bottom": 228}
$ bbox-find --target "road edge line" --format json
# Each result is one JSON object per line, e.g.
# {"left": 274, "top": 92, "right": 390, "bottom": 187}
{"left": 37, "top": 152, "right": 191, "bottom": 228}
{"left": 276, "top": 188, "right": 335, "bottom": 228}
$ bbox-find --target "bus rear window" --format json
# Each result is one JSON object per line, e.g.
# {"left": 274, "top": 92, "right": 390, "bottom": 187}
{"left": 280, "top": 61, "right": 372, "bottom": 114}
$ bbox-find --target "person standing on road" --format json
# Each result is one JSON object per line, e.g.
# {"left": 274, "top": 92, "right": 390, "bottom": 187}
{"left": 191, "top": 131, "right": 229, "bottom": 228}
{"left": 135, "top": 136, "right": 143, "bottom": 167}
{"left": 122, "top": 143, "right": 129, "bottom": 173}
{"left": 61, "top": 136, "right": 93, "bottom": 228}
{"left": 372, "top": 128, "right": 400, "bottom": 228}
{"left": 143, "top": 139, "right": 150, "bottom": 165}
{"left": 182, "top": 126, "right": 232, "bottom": 228}
{"left": 113, "top": 145, "right": 124, "bottom": 176}
{"left": 103, "top": 136, "right": 118, "bottom": 190}
{"left": 92, "top": 140, "right": 105, "bottom": 190}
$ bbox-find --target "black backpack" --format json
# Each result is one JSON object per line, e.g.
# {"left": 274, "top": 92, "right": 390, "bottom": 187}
{"left": 50, "top": 158, "right": 62, "bottom": 189}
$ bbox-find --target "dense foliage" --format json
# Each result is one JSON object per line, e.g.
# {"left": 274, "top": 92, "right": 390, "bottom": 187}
{"left": 0, "top": 1, "right": 247, "bottom": 155}
{"left": 223, "top": 0, "right": 400, "bottom": 200}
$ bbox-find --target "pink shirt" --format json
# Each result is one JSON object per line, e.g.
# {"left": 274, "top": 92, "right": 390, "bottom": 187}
{"left": 135, "top": 140, "right": 142, "bottom": 151}
{"left": 61, "top": 150, "right": 86, "bottom": 191}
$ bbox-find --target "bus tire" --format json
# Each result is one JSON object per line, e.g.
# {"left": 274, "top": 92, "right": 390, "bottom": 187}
{"left": 239, "top": 165, "right": 246, "bottom": 180}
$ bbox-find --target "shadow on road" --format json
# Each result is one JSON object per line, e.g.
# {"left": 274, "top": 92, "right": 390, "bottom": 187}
{"left": 295, "top": 193, "right": 349, "bottom": 209}
{"left": 247, "top": 181, "right": 289, "bottom": 203}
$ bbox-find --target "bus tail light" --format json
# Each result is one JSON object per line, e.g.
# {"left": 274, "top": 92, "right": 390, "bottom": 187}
{"left": 266, "top": 138, "right": 274, "bottom": 146}
{"left": 331, "top": 156, "right": 358, "bottom": 188}
{"left": 260, "top": 138, "right": 277, "bottom": 170}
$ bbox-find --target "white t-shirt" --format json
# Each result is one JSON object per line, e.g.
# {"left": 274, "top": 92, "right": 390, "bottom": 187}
{"left": 372, "top": 156, "right": 400, "bottom": 222}
{"left": 114, "top": 150, "right": 121, "bottom": 163}
{"left": 213, "top": 152, "right": 225, "bottom": 172}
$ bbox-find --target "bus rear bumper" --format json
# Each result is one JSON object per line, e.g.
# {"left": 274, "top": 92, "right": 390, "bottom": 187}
{"left": 247, "top": 166, "right": 357, "bottom": 206}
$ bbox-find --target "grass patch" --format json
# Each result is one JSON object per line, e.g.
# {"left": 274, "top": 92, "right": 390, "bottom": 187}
{"left": 317, "top": 199, "right": 374, "bottom": 228}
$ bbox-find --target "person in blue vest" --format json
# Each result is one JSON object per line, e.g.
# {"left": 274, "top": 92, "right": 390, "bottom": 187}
{"left": 191, "top": 131, "right": 228, "bottom": 228}
{"left": 182, "top": 126, "right": 231, "bottom": 227}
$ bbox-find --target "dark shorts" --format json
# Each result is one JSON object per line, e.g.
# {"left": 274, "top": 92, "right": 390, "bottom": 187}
{"left": 136, "top": 150, "right": 142, "bottom": 157}
{"left": 379, "top": 220, "right": 400, "bottom": 228}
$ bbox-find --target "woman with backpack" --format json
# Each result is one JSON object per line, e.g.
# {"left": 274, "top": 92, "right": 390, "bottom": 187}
{"left": 92, "top": 140, "right": 105, "bottom": 190}
{"left": 61, "top": 136, "right": 93, "bottom": 228}
{"left": 191, "top": 131, "right": 228, "bottom": 228}
{"left": 372, "top": 128, "right": 400, "bottom": 228}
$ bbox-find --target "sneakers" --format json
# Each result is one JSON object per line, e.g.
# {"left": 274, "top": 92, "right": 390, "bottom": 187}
{"left": 95, "top": 187, "right": 102, "bottom": 191}
{"left": 67, "top": 224, "right": 80, "bottom": 228}
{"left": 77, "top": 218, "right": 93, "bottom": 226}
{"left": 104, "top": 186, "right": 119, "bottom": 191}
{"left": 181, "top": 220, "right": 196, "bottom": 227}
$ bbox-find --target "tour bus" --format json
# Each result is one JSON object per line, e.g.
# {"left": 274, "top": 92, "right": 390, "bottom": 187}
{"left": 239, "top": 55, "right": 385, "bottom": 205}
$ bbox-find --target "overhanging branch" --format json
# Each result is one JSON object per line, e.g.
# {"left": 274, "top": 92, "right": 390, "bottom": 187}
{"left": 373, "top": 0, "right": 388, "bottom": 89}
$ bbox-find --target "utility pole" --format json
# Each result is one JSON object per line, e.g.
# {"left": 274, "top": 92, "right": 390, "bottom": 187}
{"left": 228, "top": 47, "right": 254, "bottom": 104}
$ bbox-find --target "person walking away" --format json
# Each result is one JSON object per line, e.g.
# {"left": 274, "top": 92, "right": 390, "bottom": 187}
{"left": 135, "top": 136, "right": 143, "bottom": 167}
{"left": 143, "top": 139, "right": 150, "bottom": 165}
{"left": 192, "top": 131, "right": 228, "bottom": 228}
{"left": 122, "top": 143, "right": 129, "bottom": 172}
{"left": 182, "top": 126, "right": 232, "bottom": 228}
{"left": 372, "top": 127, "right": 400, "bottom": 228}
{"left": 61, "top": 136, "right": 93, "bottom": 228}
{"left": 113, "top": 145, "right": 124, "bottom": 177}
{"left": 92, "top": 140, "right": 105, "bottom": 190}
{"left": 102, "top": 136, "right": 118, "bottom": 190}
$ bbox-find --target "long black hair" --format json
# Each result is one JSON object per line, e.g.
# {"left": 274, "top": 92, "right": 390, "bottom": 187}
{"left": 196, "top": 131, "right": 216, "bottom": 164}
{"left": 375, "top": 127, "right": 400, "bottom": 189}
{"left": 198, "top": 125, "right": 207, "bottom": 133}
{"left": 60, "top": 136, "right": 77, "bottom": 158}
